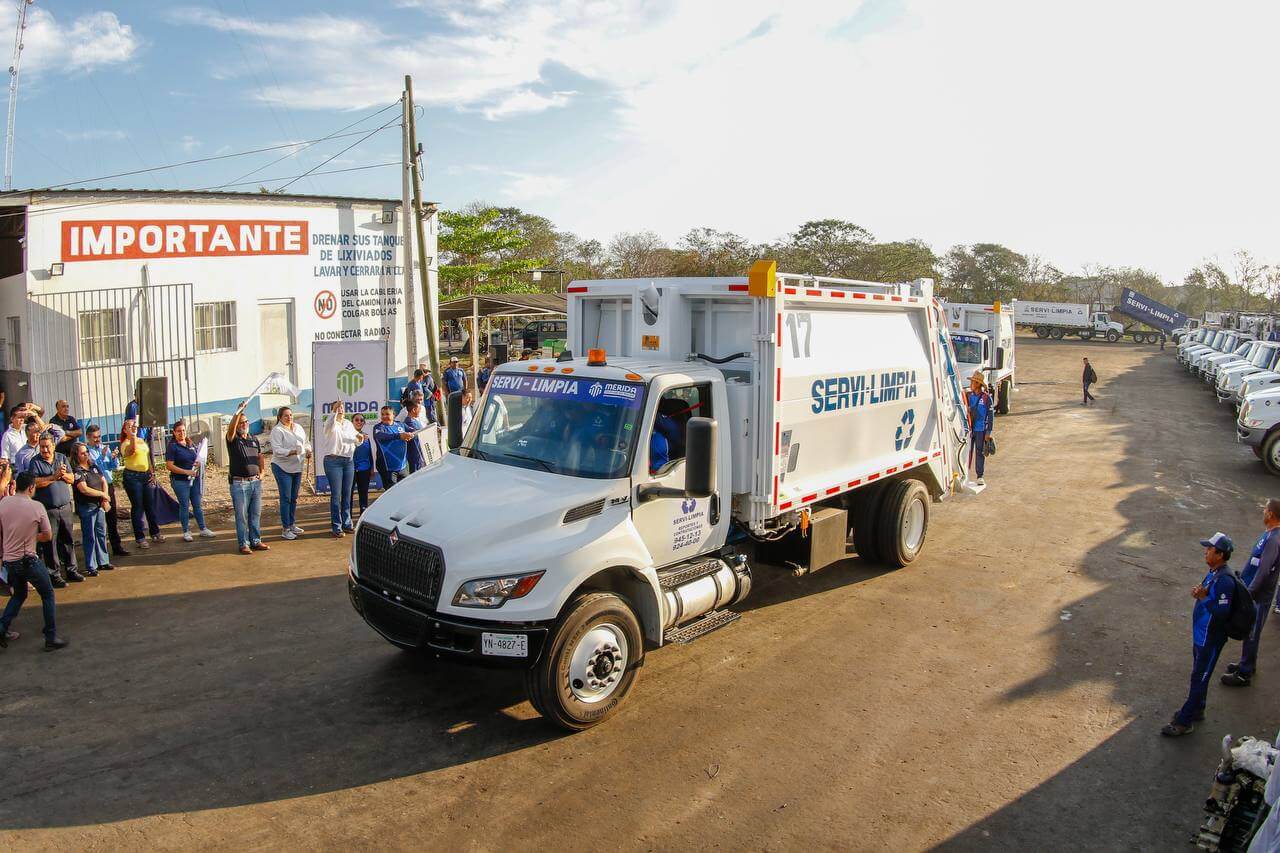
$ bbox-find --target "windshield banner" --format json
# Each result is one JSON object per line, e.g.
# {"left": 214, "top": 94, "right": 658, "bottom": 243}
{"left": 489, "top": 373, "right": 644, "bottom": 408}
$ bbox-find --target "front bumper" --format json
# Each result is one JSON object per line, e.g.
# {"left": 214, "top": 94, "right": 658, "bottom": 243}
{"left": 1238, "top": 422, "right": 1267, "bottom": 447}
{"left": 349, "top": 575, "right": 550, "bottom": 668}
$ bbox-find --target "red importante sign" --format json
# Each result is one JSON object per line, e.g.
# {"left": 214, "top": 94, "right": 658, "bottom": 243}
{"left": 60, "top": 219, "right": 310, "bottom": 262}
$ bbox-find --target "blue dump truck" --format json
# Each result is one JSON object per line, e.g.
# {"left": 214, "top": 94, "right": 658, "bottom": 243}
{"left": 1114, "top": 288, "right": 1188, "bottom": 343}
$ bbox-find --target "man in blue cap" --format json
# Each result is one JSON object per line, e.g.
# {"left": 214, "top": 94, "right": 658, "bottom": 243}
{"left": 1163, "top": 532, "right": 1237, "bottom": 737}
{"left": 1222, "top": 499, "right": 1280, "bottom": 687}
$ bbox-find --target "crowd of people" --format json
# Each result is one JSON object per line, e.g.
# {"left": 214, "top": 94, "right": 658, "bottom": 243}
{"left": 0, "top": 359, "right": 488, "bottom": 652}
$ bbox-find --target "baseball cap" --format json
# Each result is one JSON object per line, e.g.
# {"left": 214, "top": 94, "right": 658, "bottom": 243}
{"left": 449, "top": 356, "right": 459, "bottom": 363}
{"left": 1199, "top": 532, "right": 1234, "bottom": 553}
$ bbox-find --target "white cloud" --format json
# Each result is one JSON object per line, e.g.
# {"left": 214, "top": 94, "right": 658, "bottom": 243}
{"left": 179, "top": 135, "right": 201, "bottom": 153}
{"left": 2, "top": 7, "right": 140, "bottom": 74}
{"left": 502, "top": 171, "right": 568, "bottom": 199}
{"left": 168, "top": 1, "right": 1280, "bottom": 276}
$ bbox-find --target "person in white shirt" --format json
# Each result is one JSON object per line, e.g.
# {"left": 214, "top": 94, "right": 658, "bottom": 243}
{"left": 268, "top": 406, "right": 312, "bottom": 541}
{"left": 322, "top": 401, "right": 358, "bottom": 538}
{"left": 1, "top": 403, "right": 54, "bottom": 462}
{"left": 460, "top": 388, "right": 477, "bottom": 435}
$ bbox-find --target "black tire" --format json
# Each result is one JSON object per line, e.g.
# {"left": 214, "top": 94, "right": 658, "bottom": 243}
{"left": 1049, "top": 328, "right": 1065, "bottom": 340}
{"left": 1079, "top": 329, "right": 1094, "bottom": 341}
{"left": 525, "top": 592, "right": 643, "bottom": 731}
{"left": 1253, "top": 445, "right": 1265, "bottom": 460}
{"left": 1263, "top": 432, "right": 1280, "bottom": 476}
{"left": 1035, "top": 326, "right": 1050, "bottom": 339}
{"left": 850, "top": 482, "right": 887, "bottom": 563}
{"left": 996, "top": 378, "right": 1011, "bottom": 415}
{"left": 876, "top": 479, "right": 931, "bottom": 568}
{"left": 1106, "top": 330, "right": 1119, "bottom": 343}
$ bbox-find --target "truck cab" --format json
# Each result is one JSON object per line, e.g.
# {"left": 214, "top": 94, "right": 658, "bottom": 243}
{"left": 944, "top": 302, "right": 1015, "bottom": 413}
{"left": 1217, "top": 342, "right": 1280, "bottom": 404}
{"left": 1204, "top": 339, "right": 1263, "bottom": 383}
{"left": 1089, "top": 311, "right": 1126, "bottom": 339}
{"left": 1239, "top": 386, "right": 1280, "bottom": 474}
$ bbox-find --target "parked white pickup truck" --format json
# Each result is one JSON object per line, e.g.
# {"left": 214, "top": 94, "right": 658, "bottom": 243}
{"left": 347, "top": 265, "right": 977, "bottom": 729}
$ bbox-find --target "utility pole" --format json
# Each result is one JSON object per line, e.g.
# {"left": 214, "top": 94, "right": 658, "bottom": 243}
{"left": 400, "top": 92, "right": 417, "bottom": 368}
{"left": 405, "top": 75, "right": 444, "bottom": 423}
{"left": 4, "top": 0, "right": 34, "bottom": 191}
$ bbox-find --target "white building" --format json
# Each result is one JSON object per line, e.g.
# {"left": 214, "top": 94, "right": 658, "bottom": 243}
{"left": 0, "top": 188, "right": 438, "bottom": 431}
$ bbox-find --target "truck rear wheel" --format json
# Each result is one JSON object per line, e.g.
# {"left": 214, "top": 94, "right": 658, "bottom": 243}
{"left": 996, "top": 378, "right": 1011, "bottom": 415}
{"left": 1049, "top": 328, "right": 1064, "bottom": 340}
{"left": 1262, "top": 432, "right": 1280, "bottom": 476}
{"left": 876, "top": 479, "right": 930, "bottom": 568}
{"left": 525, "top": 592, "right": 643, "bottom": 731}
{"left": 849, "top": 482, "right": 888, "bottom": 563}
{"left": 1035, "top": 326, "right": 1050, "bottom": 339}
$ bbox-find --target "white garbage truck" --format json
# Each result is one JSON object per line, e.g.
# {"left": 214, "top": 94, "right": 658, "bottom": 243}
{"left": 942, "top": 301, "right": 1015, "bottom": 413}
{"left": 347, "top": 264, "right": 975, "bottom": 729}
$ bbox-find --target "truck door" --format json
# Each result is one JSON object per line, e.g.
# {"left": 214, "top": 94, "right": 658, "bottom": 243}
{"left": 631, "top": 380, "right": 721, "bottom": 568}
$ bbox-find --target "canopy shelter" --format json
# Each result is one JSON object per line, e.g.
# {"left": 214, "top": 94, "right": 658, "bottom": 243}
{"left": 436, "top": 293, "right": 567, "bottom": 387}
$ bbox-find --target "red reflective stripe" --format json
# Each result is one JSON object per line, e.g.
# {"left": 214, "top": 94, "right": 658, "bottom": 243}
{"left": 867, "top": 472, "right": 880, "bottom": 481}
{"left": 566, "top": 286, "right": 588, "bottom": 293}
{"left": 849, "top": 479, "right": 861, "bottom": 487}
{"left": 873, "top": 294, "right": 885, "bottom": 300}
{"left": 826, "top": 486, "right": 840, "bottom": 495}
{"left": 918, "top": 456, "right": 928, "bottom": 464}
{"left": 777, "top": 313, "right": 782, "bottom": 345}
{"left": 891, "top": 295, "right": 903, "bottom": 302}
{"left": 806, "top": 289, "right": 822, "bottom": 296}
{"left": 852, "top": 292, "right": 867, "bottom": 299}
{"left": 903, "top": 461, "right": 913, "bottom": 468}
{"left": 776, "top": 367, "right": 781, "bottom": 401}
{"left": 774, "top": 421, "right": 780, "bottom": 454}
{"left": 727, "top": 284, "right": 748, "bottom": 291}
{"left": 802, "top": 493, "right": 817, "bottom": 503}
{"left": 779, "top": 500, "right": 792, "bottom": 510}
{"left": 933, "top": 450, "right": 942, "bottom": 457}
{"left": 886, "top": 467, "right": 897, "bottom": 474}
{"left": 831, "top": 290, "right": 846, "bottom": 297}
{"left": 773, "top": 475, "right": 779, "bottom": 506}
{"left": 784, "top": 287, "right": 797, "bottom": 295}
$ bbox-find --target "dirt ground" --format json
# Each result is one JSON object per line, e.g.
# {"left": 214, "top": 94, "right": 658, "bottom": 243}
{"left": 1, "top": 335, "right": 1277, "bottom": 851}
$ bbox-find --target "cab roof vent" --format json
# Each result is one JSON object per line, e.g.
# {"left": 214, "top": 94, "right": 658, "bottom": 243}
{"left": 563, "top": 498, "right": 606, "bottom": 524}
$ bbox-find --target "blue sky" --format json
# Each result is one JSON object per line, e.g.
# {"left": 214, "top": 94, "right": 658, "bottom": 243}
{"left": 7, "top": 1, "right": 1280, "bottom": 279}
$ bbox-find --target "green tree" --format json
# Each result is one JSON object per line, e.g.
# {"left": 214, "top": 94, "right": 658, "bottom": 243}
{"left": 673, "top": 227, "right": 760, "bottom": 276}
{"left": 941, "top": 243, "right": 1030, "bottom": 303}
{"left": 775, "top": 219, "right": 874, "bottom": 276}
{"left": 438, "top": 207, "right": 546, "bottom": 297}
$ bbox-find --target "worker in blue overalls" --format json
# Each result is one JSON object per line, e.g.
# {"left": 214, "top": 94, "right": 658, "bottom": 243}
{"left": 1222, "top": 500, "right": 1280, "bottom": 687}
{"left": 1162, "top": 532, "right": 1236, "bottom": 737}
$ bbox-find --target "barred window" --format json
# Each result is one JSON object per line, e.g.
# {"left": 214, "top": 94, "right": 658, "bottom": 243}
{"left": 195, "top": 301, "right": 237, "bottom": 353}
{"left": 78, "top": 309, "right": 126, "bottom": 364}
{"left": 6, "top": 316, "right": 18, "bottom": 369}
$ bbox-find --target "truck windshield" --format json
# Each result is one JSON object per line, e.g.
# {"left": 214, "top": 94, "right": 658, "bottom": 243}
{"left": 466, "top": 373, "right": 646, "bottom": 479}
{"left": 951, "top": 335, "right": 983, "bottom": 365}
{"left": 1233, "top": 342, "right": 1251, "bottom": 356}
{"left": 1253, "top": 347, "right": 1275, "bottom": 367}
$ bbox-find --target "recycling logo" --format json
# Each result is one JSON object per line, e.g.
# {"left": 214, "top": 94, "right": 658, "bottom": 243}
{"left": 336, "top": 363, "right": 365, "bottom": 396}
{"left": 895, "top": 409, "right": 916, "bottom": 451}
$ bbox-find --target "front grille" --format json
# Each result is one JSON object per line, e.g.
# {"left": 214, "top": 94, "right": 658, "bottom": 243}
{"left": 355, "top": 524, "right": 445, "bottom": 610}
{"left": 361, "top": 592, "right": 427, "bottom": 647}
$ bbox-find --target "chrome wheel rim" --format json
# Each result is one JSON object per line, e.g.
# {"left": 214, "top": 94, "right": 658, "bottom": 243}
{"left": 902, "top": 497, "right": 926, "bottom": 552}
{"left": 568, "top": 623, "right": 628, "bottom": 704}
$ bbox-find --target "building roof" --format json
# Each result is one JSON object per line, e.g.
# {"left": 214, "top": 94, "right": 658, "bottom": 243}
{"left": 437, "top": 292, "right": 566, "bottom": 322}
{"left": 5, "top": 188, "right": 421, "bottom": 208}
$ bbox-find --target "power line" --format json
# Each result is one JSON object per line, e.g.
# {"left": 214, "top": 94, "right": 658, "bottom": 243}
{"left": 0, "top": 118, "right": 399, "bottom": 200}
{"left": 225, "top": 100, "right": 400, "bottom": 188}
{"left": 271, "top": 113, "right": 401, "bottom": 194}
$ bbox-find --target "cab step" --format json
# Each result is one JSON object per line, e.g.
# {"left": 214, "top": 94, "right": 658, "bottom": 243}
{"left": 663, "top": 609, "right": 741, "bottom": 645}
{"left": 657, "top": 558, "right": 725, "bottom": 590}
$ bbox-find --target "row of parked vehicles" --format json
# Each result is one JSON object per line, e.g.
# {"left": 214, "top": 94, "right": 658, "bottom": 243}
{"left": 1176, "top": 327, "right": 1280, "bottom": 474}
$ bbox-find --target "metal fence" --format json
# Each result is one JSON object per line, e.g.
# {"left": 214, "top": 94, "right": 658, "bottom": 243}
{"left": 27, "top": 282, "right": 199, "bottom": 435}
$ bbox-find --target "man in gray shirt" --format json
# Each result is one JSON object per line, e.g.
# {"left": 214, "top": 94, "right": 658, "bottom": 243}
{"left": 27, "top": 434, "right": 81, "bottom": 585}
{"left": 1223, "top": 497, "right": 1280, "bottom": 686}
{"left": 0, "top": 470, "right": 67, "bottom": 650}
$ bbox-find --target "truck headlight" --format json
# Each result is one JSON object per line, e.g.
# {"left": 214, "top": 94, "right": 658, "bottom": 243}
{"left": 453, "top": 570, "right": 545, "bottom": 608}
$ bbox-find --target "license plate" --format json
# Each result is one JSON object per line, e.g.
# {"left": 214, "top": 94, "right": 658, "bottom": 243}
{"left": 481, "top": 632, "right": 528, "bottom": 657}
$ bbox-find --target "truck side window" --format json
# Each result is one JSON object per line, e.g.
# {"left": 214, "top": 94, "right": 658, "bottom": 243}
{"left": 652, "top": 383, "right": 711, "bottom": 475}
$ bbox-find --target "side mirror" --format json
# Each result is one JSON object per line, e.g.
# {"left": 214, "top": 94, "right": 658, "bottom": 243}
{"left": 684, "top": 417, "right": 717, "bottom": 499}
{"left": 994, "top": 347, "right": 1006, "bottom": 370}
{"left": 446, "top": 390, "right": 464, "bottom": 450}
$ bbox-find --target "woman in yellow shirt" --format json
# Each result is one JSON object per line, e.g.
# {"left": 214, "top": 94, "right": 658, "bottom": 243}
{"left": 120, "top": 418, "right": 164, "bottom": 548}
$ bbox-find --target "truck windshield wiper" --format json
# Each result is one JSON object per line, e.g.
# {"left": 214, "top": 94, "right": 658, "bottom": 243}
{"left": 499, "top": 452, "right": 555, "bottom": 473}
{"left": 462, "top": 446, "right": 488, "bottom": 461}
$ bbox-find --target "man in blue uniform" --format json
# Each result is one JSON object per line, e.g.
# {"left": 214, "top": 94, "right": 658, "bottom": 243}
{"left": 966, "top": 372, "right": 993, "bottom": 486}
{"left": 1223, "top": 500, "right": 1280, "bottom": 687}
{"left": 444, "top": 356, "right": 467, "bottom": 395}
{"left": 1163, "top": 532, "right": 1236, "bottom": 737}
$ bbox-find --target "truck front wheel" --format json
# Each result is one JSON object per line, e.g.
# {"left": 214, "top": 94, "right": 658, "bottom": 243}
{"left": 526, "top": 592, "right": 643, "bottom": 731}
{"left": 877, "top": 479, "right": 930, "bottom": 567}
{"left": 1262, "top": 432, "right": 1280, "bottom": 476}
{"left": 1106, "top": 330, "right": 1120, "bottom": 342}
